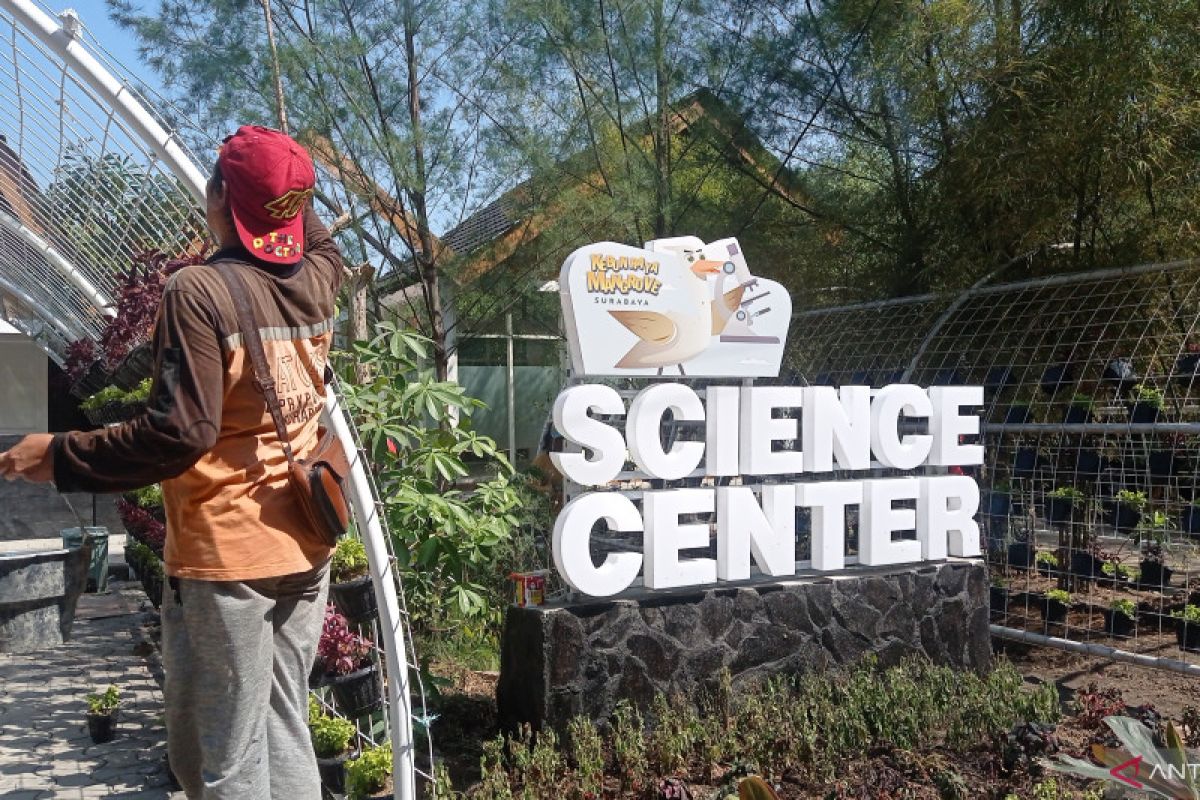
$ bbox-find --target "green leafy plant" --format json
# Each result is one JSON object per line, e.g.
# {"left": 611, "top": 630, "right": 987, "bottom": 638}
{"left": 331, "top": 537, "right": 369, "bottom": 583}
{"left": 1132, "top": 383, "right": 1166, "bottom": 409}
{"left": 1070, "top": 393, "right": 1094, "bottom": 408}
{"left": 339, "top": 322, "right": 520, "bottom": 643}
{"left": 310, "top": 712, "right": 357, "bottom": 759}
{"left": 1172, "top": 605, "right": 1200, "bottom": 623}
{"left": 1036, "top": 551, "right": 1059, "bottom": 567}
{"left": 1110, "top": 598, "right": 1137, "bottom": 619}
{"left": 345, "top": 743, "right": 392, "bottom": 799}
{"left": 130, "top": 483, "right": 163, "bottom": 509}
{"left": 1047, "top": 487, "right": 1085, "bottom": 505}
{"left": 80, "top": 385, "right": 125, "bottom": 411}
{"left": 1102, "top": 562, "right": 1137, "bottom": 581}
{"left": 567, "top": 716, "right": 604, "bottom": 798}
{"left": 1045, "top": 589, "right": 1071, "bottom": 604}
{"left": 86, "top": 685, "right": 120, "bottom": 716}
{"left": 612, "top": 700, "right": 648, "bottom": 791}
{"left": 1114, "top": 489, "right": 1148, "bottom": 510}
{"left": 125, "top": 377, "right": 152, "bottom": 404}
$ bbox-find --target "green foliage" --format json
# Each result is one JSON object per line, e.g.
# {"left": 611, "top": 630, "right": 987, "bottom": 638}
{"left": 339, "top": 323, "right": 520, "bottom": 641}
{"left": 130, "top": 484, "right": 163, "bottom": 509}
{"left": 331, "top": 537, "right": 369, "bottom": 583}
{"left": 567, "top": 717, "right": 604, "bottom": 797}
{"left": 1172, "top": 605, "right": 1200, "bottom": 623}
{"left": 310, "top": 712, "right": 356, "bottom": 758}
{"left": 345, "top": 744, "right": 392, "bottom": 799}
{"left": 1115, "top": 490, "right": 1148, "bottom": 510}
{"left": 81, "top": 378, "right": 152, "bottom": 411}
{"left": 86, "top": 685, "right": 120, "bottom": 715}
{"left": 1110, "top": 599, "right": 1137, "bottom": 619}
{"left": 1102, "top": 562, "right": 1137, "bottom": 581}
{"left": 1045, "top": 589, "right": 1071, "bottom": 605}
{"left": 1036, "top": 551, "right": 1058, "bottom": 567}
{"left": 464, "top": 657, "right": 1060, "bottom": 795}
{"left": 1047, "top": 487, "right": 1085, "bottom": 505}
{"left": 1132, "top": 384, "right": 1166, "bottom": 408}
{"left": 1070, "top": 394, "right": 1093, "bottom": 407}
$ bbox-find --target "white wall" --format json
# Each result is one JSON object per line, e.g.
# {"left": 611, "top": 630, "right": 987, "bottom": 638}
{"left": 0, "top": 322, "right": 47, "bottom": 434}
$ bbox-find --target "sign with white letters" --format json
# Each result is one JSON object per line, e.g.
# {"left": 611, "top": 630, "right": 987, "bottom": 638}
{"left": 550, "top": 238, "right": 983, "bottom": 598}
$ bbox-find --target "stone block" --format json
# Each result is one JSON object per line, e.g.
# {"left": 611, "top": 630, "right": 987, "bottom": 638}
{"left": 497, "top": 560, "right": 990, "bottom": 732}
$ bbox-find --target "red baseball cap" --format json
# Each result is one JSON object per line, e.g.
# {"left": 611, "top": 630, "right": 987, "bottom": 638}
{"left": 217, "top": 125, "right": 316, "bottom": 265}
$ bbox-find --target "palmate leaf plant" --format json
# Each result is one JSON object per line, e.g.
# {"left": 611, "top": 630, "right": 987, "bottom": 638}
{"left": 337, "top": 322, "right": 521, "bottom": 645}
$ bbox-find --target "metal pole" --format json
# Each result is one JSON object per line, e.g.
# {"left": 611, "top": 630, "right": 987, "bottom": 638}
{"left": 991, "top": 624, "right": 1200, "bottom": 678}
{"left": 983, "top": 422, "right": 1200, "bottom": 435}
{"left": 0, "top": 208, "right": 114, "bottom": 318}
{"left": 506, "top": 311, "right": 516, "bottom": 465}
{"left": 325, "top": 391, "right": 416, "bottom": 800}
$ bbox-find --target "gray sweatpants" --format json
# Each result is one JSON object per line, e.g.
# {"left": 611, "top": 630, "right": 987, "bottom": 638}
{"left": 161, "top": 560, "right": 329, "bottom": 799}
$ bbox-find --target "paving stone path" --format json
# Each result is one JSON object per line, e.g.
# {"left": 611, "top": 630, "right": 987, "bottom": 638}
{"left": 0, "top": 583, "right": 183, "bottom": 799}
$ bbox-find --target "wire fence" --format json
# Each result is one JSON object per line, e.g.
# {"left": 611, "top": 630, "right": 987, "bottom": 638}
{"left": 787, "top": 259, "right": 1200, "bottom": 674}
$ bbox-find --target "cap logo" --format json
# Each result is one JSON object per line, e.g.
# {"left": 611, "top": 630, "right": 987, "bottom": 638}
{"left": 263, "top": 188, "right": 314, "bottom": 220}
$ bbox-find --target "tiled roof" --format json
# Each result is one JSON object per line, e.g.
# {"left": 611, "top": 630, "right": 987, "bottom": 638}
{"left": 442, "top": 195, "right": 519, "bottom": 256}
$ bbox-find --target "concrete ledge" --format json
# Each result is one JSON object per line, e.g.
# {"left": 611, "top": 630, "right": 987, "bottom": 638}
{"left": 0, "top": 547, "right": 90, "bottom": 652}
{"left": 497, "top": 560, "right": 990, "bottom": 732}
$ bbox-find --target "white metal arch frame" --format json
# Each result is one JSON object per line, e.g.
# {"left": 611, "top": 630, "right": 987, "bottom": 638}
{"left": 0, "top": 1, "right": 421, "bottom": 796}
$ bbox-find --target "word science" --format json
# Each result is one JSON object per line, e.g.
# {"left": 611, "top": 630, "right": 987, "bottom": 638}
{"left": 549, "top": 382, "right": 985, "bottom": 598}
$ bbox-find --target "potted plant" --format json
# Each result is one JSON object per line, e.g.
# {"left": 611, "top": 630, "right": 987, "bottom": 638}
{"left": 1129, "top": 383, "right": 1165, "bottom": 424}
{"left": 1106, "top": 489, "right": 1146, "bottom": 533}
{"left": 346, "top": 743, "right": 393, "bottom": 799}
{"left": 319, "top": 606, "right": 381, "bottom": 718}
{"left": 1104, "top": 598, "right": 1137, "bottom": 638}
{"left": 1042, "top": 487, "right": 1084, "bottom": 526}
{"left": 1172, "top": 605, "right": 1200, "bottom": 653}
{"left": 1101, "top": 357, "right": 1139, "bottom": 392}
{"left": 1174, "top": 347, "right": 1200, "bottom": 388}
{"left": 990, "top": 576, "right": 1009, "bottom": 615}
{"left": 1013, "top": 447, "right": 1039, "bottom": 479}
{"left": 1041, "top": 589, "right": 1071, "bottom": 625}
{"left": 1040, "top": 362, "right": 1074, "bottom": 395}
{"left": 310, "top": 704, "right": 359, "bottom": 794}
{"left": 1182, "top": 498, "right": 1200, "bottom": 538}
{"left": 1007, "top": 539, "right": 1036, "bottom": 570}
{"left": 329, "top": 537, "right": 377, "bottom": 624}
{"left": 1137, "top": 536, "right": 1173, "bottom": 589}
{"left": 1099, "top": 560, "right": 1138, "bottom": 588}
{"left": 1069, "top": 547, "right": 1104, "bottom": 584}
{"left": 1072, "top": 446, "right": 1102, "bottom": 482}
{"left": 86, "top": 685, "right": 121, "bottom": 744}
{"left": 1035, "top": 550, "right": 1059, "bottom": 578}
{"left": 1063, "top": 393, "right": 1094, "bottom": 424}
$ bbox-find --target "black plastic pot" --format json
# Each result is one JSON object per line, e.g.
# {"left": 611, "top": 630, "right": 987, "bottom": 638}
{"left": 1129, "top": 401, "right": 1161, "bottom": 424}
{"left": 1008, "top": 542, "right": 1036, "bottom": 569}
{"left": 1004, "top": 404, "right": 1032, "bottom": 424}
{"left": 1040, "top": 364, "right": 1074, "bottom": 395}
{"left": 1178, "top": 621, "right": 1200, "bottom": 653}
{"left": 1069, "top": 551, "right": 1103, "bottom": 583}
{"left": 984, "top": 365, "right": 1014, "bottom": 393}
{"left": 309, "top": 657, "right": 326, "bottom": 690}
{"left": 1138, "top": 560, "right": 1173, "bottom": 589}
{"left": 1074, "top": 448, "right": 1101, "bottom": 481}
{"left": 1104, "top": 608, "right": 1136, "bottom": 638}
{"left": 1014, "top": 448, "right": 1039, "bottom": 479}
{"left": 1174, "top": 353, "right": 1200, "bottom": 387}
{"left": 1148, "top": 450, "right": 1179, "bottom": 483}
{"left": 1064, "top": 403, "right": 1093, "bottom": 424}
{"left": 985, "top": 491, "right": 1012, "bottom": 519}
{"left": 328, "top": 663, "right": 382, "bottom": 718}
{"left": 316, "top": 750, "right": 355, "bottom": 794}
{"left": 1101, "top": 357, "right": 1139, "bottom": 392}
{"left": 87, "top": 712, "right": 117, "bottom": 744}
{"left": 1041, "top": 596, "right": 1069, "bottom": 625}
{"left": 989, "top": 585, "right": 1009, "bottom": 614}
{"left": 1043, "top": 496, "right": 1078, "bottom": 526}
{"left": 1106, "top": 501, "right": 1142, "bottom": 533}
{"left": 1036, "top": 558, "right": 1059, "bottom": 578}
{"left": 1181, "top": 505, "right": 1200, "bottom": 536}
{"left": 330, "top": 574, "right": 378, "bottom": 624}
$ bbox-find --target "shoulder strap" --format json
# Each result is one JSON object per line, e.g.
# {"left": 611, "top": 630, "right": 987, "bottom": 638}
{"left": 213, "top": 262, "right": 296, "bottom": 465}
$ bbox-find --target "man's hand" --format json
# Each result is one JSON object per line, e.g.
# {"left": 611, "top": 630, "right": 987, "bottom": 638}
{"left": 0, "top": 434, "right": 55, "bottom": 484}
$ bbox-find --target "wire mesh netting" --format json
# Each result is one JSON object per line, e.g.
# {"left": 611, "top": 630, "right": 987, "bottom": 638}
{"left": 787, "top": 260, "right": 1200, "bottom": 671}
{"left": 0, "top": 0, "right": 206, "bottom": 362}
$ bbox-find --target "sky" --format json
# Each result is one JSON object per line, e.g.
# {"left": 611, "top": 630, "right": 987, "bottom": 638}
{"left": 66, "top": 1, "right": 163, "bottom": 94}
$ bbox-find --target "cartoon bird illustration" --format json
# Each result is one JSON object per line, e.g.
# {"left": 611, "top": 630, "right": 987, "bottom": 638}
{"left": 608, "top": 256, "right": 722, "bottom": 373}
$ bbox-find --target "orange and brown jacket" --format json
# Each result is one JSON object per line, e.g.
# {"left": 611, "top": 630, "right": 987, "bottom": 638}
{"left": 52, "top": 207, "right": 343, "bottom": 581}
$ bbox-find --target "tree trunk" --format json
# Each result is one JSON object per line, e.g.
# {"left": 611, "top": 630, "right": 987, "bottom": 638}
{"left": 652, "top": 0, "right": 671, "bottom": 239}
{"left": 349, "top": 264, "right": 373, "bottom": 384}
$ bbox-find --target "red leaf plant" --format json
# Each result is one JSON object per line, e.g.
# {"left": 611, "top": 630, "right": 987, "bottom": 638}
{"left": 317, "top": 605, "right": 374, "bottom": 677}
{"left": 100, "top": 252, "right": 205, "bottom": 369}
{"left": 115, "top": 497, "right": 166, "bottom": 554}
{"left": 63, "top": 338, "right": 99, "bottom": 383}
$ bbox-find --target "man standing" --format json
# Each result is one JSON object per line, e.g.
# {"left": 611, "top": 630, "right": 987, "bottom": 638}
{"left": 0, "top": 125, "right": 344, "bottom": 799}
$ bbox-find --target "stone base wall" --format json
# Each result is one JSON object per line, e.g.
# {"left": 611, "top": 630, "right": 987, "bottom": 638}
{"left": 0, "top": 548, "right": 89, "bottom": 653}
{"left": 497, "top": 560, "right": 989, "bottom": 733}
